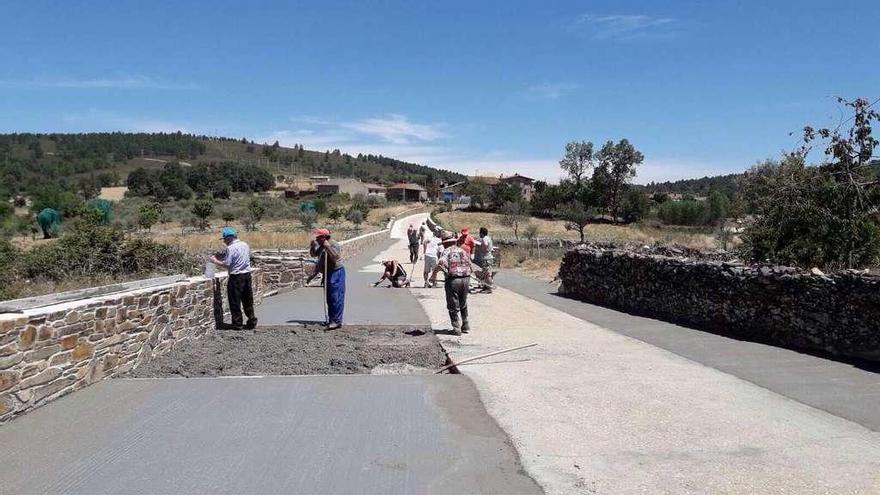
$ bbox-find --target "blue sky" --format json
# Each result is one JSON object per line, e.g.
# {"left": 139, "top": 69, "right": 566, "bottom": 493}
{"left": 1, "top": 0, "right": 878, "bottom": 183}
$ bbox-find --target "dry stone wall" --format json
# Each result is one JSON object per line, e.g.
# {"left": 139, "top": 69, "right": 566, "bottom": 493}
{"left": 559, "top": 245, "right": 880, "bottom": 362}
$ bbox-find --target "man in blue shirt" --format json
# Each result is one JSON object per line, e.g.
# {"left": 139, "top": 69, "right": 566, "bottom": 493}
{"left": 310, "top": 228, "right": 345, "bottom": 330}
{"left": 211, "top": 227, "right": 257, "bottom": 330}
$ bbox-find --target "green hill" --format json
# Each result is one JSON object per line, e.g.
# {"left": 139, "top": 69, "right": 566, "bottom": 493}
{"left": 0, "top": 132, "right": 465, "bottom": 200}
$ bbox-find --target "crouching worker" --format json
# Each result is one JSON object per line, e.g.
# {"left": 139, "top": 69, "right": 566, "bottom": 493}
{"left": 210, "top": 227, "right": 257, "bottom": 330}
{"left": 311, "top": 228, "right": 345, "bottom": 330}
{"left": 374, "top": 260, "right": 410, "bottom": 288}
{"left": 429, "top": 232, "right": 473, "bottom": 335}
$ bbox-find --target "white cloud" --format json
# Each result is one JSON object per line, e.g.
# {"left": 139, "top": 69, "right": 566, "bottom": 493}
{"left": 0, "top": 74, "right": 199, "bottom": 90}
{"left": 573, "top": 14, "right": 678, "bottom": 41}
{"left": 525, "top": 82, "right": 580, "bottom": 100}
{"left": 339, "top": 114, "right": 445, "bottom": 144}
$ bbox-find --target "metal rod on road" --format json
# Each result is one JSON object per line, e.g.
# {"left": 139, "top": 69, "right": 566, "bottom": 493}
{"left": 435, "top": 343, "right": 538, "bottom": 374}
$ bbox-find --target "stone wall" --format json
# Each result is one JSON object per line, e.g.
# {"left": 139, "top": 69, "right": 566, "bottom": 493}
{"left": 253, "top": 251, "right": 308, "bottom": 293}
{"left": 0, "top": 227, "right": 395, "bottom": 423}
{"left": 0, "top": 275, "right": 220, "bottom": 423}
{"left": 559, "top": 245, "right": 880, "bottom": 362}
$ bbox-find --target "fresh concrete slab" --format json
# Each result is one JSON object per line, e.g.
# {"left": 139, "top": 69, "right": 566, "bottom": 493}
{"left": 0, "top": 375, "right": 541, "bottom": 495}
{"left": 498, "top": 270, "right": 880, "bottom": 432}
{"left": 257, "top": 237, "right": 430, "bottom": 326}
{"left": 412, "top": 282, "right": 880, "bottom": 494}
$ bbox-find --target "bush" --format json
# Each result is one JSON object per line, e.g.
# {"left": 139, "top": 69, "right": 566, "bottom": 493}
{"left": 11, "top": 218, "right": 198, "bottom": 287}
{"left": 658, "top": 200, "right": 710, "bottom": 226}
{"left": 346, "top": 209, "right": 364, "bottom": 229}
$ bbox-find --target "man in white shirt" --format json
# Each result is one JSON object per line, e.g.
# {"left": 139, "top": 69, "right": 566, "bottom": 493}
{"left": 422, "top": 231, "right": 442, "bottom": 288}
{"left": 210, "top": 227, "right": 257, "bottom": 330}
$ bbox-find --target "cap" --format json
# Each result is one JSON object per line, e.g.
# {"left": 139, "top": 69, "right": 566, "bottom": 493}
{"left": 313, "top": 228, "right": 331, "bottom": 237}
{"left": 220, "top": 227, "right": 237, "bottom": 239}
{"left": 440, "top": 231, "right": 457, "bottom": 245}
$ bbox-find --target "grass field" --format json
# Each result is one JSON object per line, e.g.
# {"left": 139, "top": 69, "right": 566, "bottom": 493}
{"left": 435, "top": 210, "right": 720, "bottom": 249}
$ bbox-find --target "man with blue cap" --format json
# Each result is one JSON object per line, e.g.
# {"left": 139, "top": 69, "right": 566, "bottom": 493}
{"left": 210, "top": 227, "right": 257, "bottom": 330}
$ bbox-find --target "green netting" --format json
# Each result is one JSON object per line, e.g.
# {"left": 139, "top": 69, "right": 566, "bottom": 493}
{"left": 37, "top": 208, "right": 61, "bottom": 238}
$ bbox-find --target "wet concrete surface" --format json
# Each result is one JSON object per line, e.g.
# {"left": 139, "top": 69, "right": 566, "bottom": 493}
{"left": 257, "top": 238, "right": 430, "bottom": 326}
{"left": 0, "top": 375, "right": 542, "bottom": 495}
{"left": 124, "top": 325, "right": 446, "bottom": 377}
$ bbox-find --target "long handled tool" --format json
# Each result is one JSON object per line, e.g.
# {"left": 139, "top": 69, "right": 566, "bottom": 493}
{"left": 322, "top": 250, "right": 329, "bottom": 326}
{"left": 435, "top": 343, "right": 537, "bottom": 374}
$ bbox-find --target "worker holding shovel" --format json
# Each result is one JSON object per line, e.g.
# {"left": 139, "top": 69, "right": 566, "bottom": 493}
{"left": 309, "top": 228, "right": 345, "bottom": 330}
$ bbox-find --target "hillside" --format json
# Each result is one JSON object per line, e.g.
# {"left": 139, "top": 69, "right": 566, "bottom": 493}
{"left": 641, "top": 160, "right": 880, "bottom": 196}
{"left": 0, "top": 132, "right": 465, "bottom": 199}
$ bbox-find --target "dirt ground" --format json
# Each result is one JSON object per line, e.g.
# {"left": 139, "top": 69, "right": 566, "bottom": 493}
{"left": 124, "top": 325, "right": 448, "bottom": 377}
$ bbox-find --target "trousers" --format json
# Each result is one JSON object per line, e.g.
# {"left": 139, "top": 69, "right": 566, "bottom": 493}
{"left": 444, "top": 276, "right": 469, "bottom": 328}
{"left": 327, "top": 267, "right": 346, "bottom": 325}
{"left": 228, "top": 272, "right": 256, "bottom": 328}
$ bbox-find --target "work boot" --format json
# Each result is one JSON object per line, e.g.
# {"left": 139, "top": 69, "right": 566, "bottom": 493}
{"left": 461, "top": 321, "right": 470, "bottom": 333}
{"left": 245, "top": 318, "right": 258, "bottom": 330}
{"left": 449, "top": 314, "right": 462, "bottom": 336}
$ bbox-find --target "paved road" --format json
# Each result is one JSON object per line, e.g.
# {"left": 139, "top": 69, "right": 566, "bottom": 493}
{"left": 0, "top": 376, "right": 540, "bottom": 495}
{"left": 1, "top": 216, "right": 540, "bottom": 495}
{"left": 403, "top": 245, "right": 880, "bottom": 493}
{"left": 257, "top": 237, "right": 429, "bottom": 326}
{"left": 498, "top": 270, "right": 880, "bottom": 432}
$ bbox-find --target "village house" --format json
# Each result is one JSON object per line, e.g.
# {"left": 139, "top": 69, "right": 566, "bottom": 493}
{"left": 498, "top": 173, "right": 536, "bottom": 201}
{"left": 315, "top": 178, "right": 387, "bottom": 198}
{"left": 387, "top": 182, "right": 428, "bottom": 202}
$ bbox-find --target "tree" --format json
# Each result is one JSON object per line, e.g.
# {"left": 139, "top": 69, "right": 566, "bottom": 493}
{"left": 742, "top": 97, "right": 880, "bottom": 268}
{"left": 191, "top": 198, "right": 214, "bottom": 231}
{"left": 221, "top": 209, "right": 236, "bottom": 225}
{"left": 328, "top": 207, "right": 343, "bottom": 224}
{"left": 138, "top": 203, "right": 162, "bottom": 231}
{"left": 594, "top": 139, "right": 644, "bottom": 221}
{"left": 299, "top": 209, "right": 318, "bottom": 230}
{"left": 346, "top": 209, "right": 364, "bottom": 229}
{"left": 245, "top": 198, "right": 266, "bottom": 231}
{"left": 491, "top": 183, "right": 522, "bottom": 210}
{"left": 621, "top": 189, "right": 650, "bottom": 223}
{"left": 559, "top": 141, "right": 596, "bottom": 189}
{"left": 464, "top": 180, "right": 491, "bottom": 209}
{"left": 499, "top": 201, "right": 529, "bottom": 239}
{"left": 555, "top": 201, "right": 592, "bottom": 243}
{"left": 523, "top": 222, "right": 540, "bottom": 255}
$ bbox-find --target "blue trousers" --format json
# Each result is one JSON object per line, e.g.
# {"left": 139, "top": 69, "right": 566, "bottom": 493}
{"left": 327, "top": 267, "right": 346, "bottom": 324}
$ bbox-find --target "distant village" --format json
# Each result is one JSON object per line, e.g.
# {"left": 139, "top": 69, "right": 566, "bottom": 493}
{"left": 275, "top": 173, "right": 538, "bottom": 203}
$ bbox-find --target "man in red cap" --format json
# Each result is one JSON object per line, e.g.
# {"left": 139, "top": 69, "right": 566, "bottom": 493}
{"left": 459, "top": 227, "right": 475, "bottom": 257}
{"left": 308, "top": 228, "right": 345, "bottom": 329}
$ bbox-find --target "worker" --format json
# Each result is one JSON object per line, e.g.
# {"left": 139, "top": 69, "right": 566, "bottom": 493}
{"left": 422, "top": 228, "right": 442, "bottom": 287}
{"left": 306, "top": 238, "right": 324, "bottom": 286}
{"left": 210, "top": 227, "right": 257, "bottom": 330}
{"left": 310, "top": 228, "right": 345, "bottom": 330}
{"left": 473, "top": 227, "right": 495, "bottom": 292}
{"left": 407, "top": 224, "right": 420, "bottom": 263}
{"left": 429, "top": 231, "right": 473, "bottom": 335}
{"left": 459, "top": 227, "right": 475, "bottom": 257}
{"left": 374, "top": 260, "right": 410, "bottom": 288}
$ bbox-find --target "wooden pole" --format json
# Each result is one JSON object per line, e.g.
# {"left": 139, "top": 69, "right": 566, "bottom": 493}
{"left": 435, "top": 343, "right": 537, "bottom": 374}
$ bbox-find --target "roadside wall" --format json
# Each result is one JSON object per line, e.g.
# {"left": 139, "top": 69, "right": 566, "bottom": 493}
{"left": 0, "top": 274, "right": 226, "bottom": 423}
{"left": 558, "top": 246, "right": 880, "bottom": 362}
{"left": 0, "top": 227, "right": 395, "bottom": 423}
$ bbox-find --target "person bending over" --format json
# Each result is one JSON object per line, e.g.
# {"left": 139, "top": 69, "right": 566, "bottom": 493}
{"left": 374, "top": 260, "right": 410, "bottom": 288}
